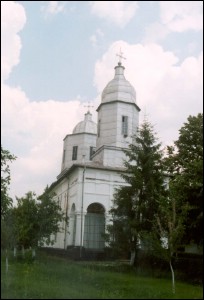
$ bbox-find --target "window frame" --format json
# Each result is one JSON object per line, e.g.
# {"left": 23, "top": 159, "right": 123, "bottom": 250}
{"left": 122, "top": 115, "right": 128, "bottom": 137}
{"left": 72, "top": 146, "right": 78, "bottom": 160}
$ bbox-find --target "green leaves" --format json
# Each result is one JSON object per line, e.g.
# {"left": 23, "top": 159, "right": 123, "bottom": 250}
{"left": 165, "top": 113, "right": 203, "bottom": 245}
{"left": 1, "top": 146, "right": 16, "bottom": 218}
{"left": 11, "top": 188, "right": 66, "bottom": 249}
{"left": 106, "top": 113, "right": 203, "bottom": 264}
{"left": 106, "top": 118, "right": 166, "bottom": 257}
{"left": 37, "top": 188, "right": 65, "bottom": 246}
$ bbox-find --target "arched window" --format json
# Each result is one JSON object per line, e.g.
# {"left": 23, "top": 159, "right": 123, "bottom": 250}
{"left": 87, "top": 203, "right": 105, "bottom": 214}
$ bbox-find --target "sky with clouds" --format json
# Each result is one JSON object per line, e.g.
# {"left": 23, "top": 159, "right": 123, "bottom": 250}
{"left": 1, "top": 1, "right": 203, "bottom": 202}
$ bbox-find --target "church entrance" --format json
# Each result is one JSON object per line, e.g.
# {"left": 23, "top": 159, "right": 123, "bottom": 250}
{"left": 83, "top": 203, "right": 105, "bottom": 250}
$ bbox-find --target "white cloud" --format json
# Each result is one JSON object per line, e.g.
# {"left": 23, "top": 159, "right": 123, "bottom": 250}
{"left": 93, "top": 41, "right": 203, "bottom": 146}
{"left": 143, "top": 22, "right": 170, "bottom": 44}
{"left": 90, "top": 28, "right": 104, "bottom": 48}
{"left": 1, "top": 81, "right": 87, "bottom": 199}
{"left": 90, "top": 34, "right": 97, "bottom": 47}
{"left": 89, "top": 1, "right": 138, "bottom": 28}
{"left": 1, "top": 1, "right": 97, "bottom": 200}
{"left": 1, "top": 1, "right": 26, "bottom": 81}
{"left": 2, "top": 80, "right": 100, "bottom": 200}
{"left": 160, "top": 1, "right": 203, "bottom": 32}
{"left": 41, "top": 1, "right": 65, "bottom": 17}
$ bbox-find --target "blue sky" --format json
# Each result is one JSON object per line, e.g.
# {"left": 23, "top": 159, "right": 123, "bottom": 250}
{"left": 1, "top": 1, "right": 203, "bottom": 201}
{"left": 6, "top": 1, "right": 202, "bottom": 101}
{"left": 7, "top": 1, "right": 159, "bottom": 101}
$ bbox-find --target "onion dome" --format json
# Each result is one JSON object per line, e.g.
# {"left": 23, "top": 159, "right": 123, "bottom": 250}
{"left": 72, "top": 111, "right": 97, "bottom": 134}
{"left": 101, "top": 62, "right": 136, "bottom": 104}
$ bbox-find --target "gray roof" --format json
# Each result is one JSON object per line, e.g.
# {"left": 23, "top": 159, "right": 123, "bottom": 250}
{"left": 72, "top": 111, "right": 97, "bottom": 134}
{"left": 101, "top": 62, "right": 136, "bottom": 104}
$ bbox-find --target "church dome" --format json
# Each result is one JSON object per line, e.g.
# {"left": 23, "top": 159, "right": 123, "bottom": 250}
{"left": 72, "top": 111, "right": 97, "bottom": 134}
{"left": 101, "top": 62, "right": 136, "bottom": 104}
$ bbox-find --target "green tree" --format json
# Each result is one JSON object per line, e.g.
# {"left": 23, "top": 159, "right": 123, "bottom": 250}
{"left": 37, "top": 186, "right": 66, "bottom": 246}
{"left": 106, "top": 118, "right": 167, "bottom": 264}
{"left": 13, "top": 192, "right": 39, "bottom": 250}
{"left": 13, "top": 188, "right": 66, "bottom": 252}
{"left": 149, "top": 163, "right": 189, "bottom": 294}
{"left": 1, "top": 146, "right": 16, "bottom": 218}
{"left": 165, "top": 114, "right": 203, "bottom": 247}
{"left": 1, "top": 208, "right": 17, "bottom": 251}
{"left": 175, "top": 113, "right": 203, "bottom": 246}
{"left": 148, "top": 113, "right": 203, "bottom": 293}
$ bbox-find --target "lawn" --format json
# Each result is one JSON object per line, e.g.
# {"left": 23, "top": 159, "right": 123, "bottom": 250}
{"left": 1, "top": 251, "right": 203, "bottom": 299}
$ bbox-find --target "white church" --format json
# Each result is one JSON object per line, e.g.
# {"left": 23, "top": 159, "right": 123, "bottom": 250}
{"left": 49, "top": 58, "right": 140, "bottom": 255}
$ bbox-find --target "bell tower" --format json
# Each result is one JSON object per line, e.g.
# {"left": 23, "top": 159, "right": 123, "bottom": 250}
{"left": 93, "top": 52, "right": 140, "bottom": 167}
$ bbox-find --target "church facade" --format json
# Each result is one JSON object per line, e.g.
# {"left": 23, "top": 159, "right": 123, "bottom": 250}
{"left": 49, "top": 61, "right": 140, "bottom": 252}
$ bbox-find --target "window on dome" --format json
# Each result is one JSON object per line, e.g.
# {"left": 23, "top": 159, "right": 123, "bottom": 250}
{"left": 122, "top": 116, "right": 128, "bottom": 137}
{"left": 72, "top": 146, "right": 78, "bottom": 160}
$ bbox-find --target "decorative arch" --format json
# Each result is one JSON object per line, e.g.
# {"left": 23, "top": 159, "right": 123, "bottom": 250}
{"left": 83, "top": 202, "right": 105, "bottom": 250}
{"left": 87, "top": 202, "right": 105, "bottom": 214}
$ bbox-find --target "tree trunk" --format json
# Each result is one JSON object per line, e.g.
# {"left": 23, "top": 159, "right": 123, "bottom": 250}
{"left": 169, "top": 259, "right": 175, "bottom": 294}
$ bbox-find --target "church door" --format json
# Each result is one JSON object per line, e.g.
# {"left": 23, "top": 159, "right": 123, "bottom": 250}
{"left": 83, "top": 203, "right": 105, "bottom": 250}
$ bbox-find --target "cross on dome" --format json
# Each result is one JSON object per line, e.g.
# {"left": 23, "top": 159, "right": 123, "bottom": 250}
{"left": 116, "top": 48, "right": 126, "bottom": 65}
{"left": 84, "top": 102, "right": 94, "bottom": 113}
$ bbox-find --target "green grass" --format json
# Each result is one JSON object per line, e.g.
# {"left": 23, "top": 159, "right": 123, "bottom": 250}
{"left": 1, "top": 251, "right": 203, "bottom": 299}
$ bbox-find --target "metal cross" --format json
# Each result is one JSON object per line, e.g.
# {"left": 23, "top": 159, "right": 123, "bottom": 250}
{"left": 116, "top": 48, "right": 126, "bottom": 64}
{"left": 84, "top": 102, "right": 94, "bottom": 113}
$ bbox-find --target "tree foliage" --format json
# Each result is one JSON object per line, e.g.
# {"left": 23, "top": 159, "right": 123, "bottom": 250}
{"left": 105, "top": 114, "right": 202, "bottom": 293}
{"left": 165, "top": 113, "right": 203, "bottom": 246}
{"left": 37, "top": 186, "right": 67, "bottom": 246}
{"left": 13, "top": 192, "right": 39, "bottom": 249}
{"left": 151, "top": 169, "right": 189, "bottom": 294}
{"left": 1, "top": 209, "right": 17, "bottom": 250}
{"left": 1, "top": 146, "right": 16, "bottom": 218}
{"left": 12, "top": 188, "right": 66, "bottom": 249}
{"left": 139, "top": 113, "right": 203, "bottom": 293}
{"left": 106, "top": 119, "right": 167, "bottom": 259}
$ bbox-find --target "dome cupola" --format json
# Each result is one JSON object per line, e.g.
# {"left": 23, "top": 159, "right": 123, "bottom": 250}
{"left": 101, "top": 62, "right": 136, "bottom": 104}
{"left": 72, "top": 111, "right": 97, "bottom": 134}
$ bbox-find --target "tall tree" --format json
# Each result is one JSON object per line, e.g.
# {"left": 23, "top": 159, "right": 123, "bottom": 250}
{"left": 1, "top": 146, "right": 16, "bottom": 218}
{"left": 175, "top": 113, "right": 203, "bottom": 246}
{"left": 149, "top": 160, "right": 189, "bottom": 294}
{"left": 106, "top": 118, "right": 167, "bottom": 264}
{"left": 165, "top": 114, "right": 203, "bottom": 246}
{"left": 149, "top": 113, "right": 203, "bottom": 293}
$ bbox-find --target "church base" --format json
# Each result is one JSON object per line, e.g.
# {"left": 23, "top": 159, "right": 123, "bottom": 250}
{"left": 67, "top": 246, "right": 105, "bottom": 261}
{"left": 39, "top": 246, "right": 106, "bottom": 261}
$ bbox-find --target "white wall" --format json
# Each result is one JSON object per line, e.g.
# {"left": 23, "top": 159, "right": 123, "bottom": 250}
{"left": 61, "top": 133, "right": 96, "bottom": 171}
{"left": 51, "top": 166, "right": 128, "bottom": 249}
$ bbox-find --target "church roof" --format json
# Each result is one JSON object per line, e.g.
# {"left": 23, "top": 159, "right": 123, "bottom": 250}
{"left": 101, "top": 62, "right": 136, "bottom": 104}
{"left": 55, "top": 162, "right": 126, "bottom": 183}
{"left": 72, "top": 111, "right": 97, "bottom": 134}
